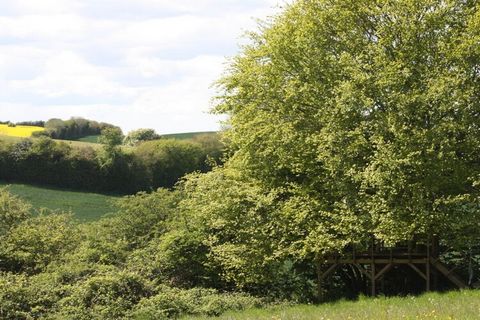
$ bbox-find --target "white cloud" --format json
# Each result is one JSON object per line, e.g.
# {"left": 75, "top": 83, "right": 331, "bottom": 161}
{"left": 0, "top": 1, "right": 285, "bottom": 133}
{"left": 9, "top": 51, "right": 130, "bottom": 98}
{"left": 124, "top": 54, "right": 225, "bottom": 79}
{"left": 7, "top": 0, "right": 82, "bottom": 15}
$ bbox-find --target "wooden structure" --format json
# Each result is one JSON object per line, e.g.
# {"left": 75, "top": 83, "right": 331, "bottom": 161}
{"left": 317, "top": 237, "right": 467, "bottom": 299}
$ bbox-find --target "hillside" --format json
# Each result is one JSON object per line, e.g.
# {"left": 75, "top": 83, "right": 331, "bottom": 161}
{"left": 0, "top": 181, "right": 118, "bottom": 221}
{"left": 161, "top": 131, "right": 217, "bottom": 140}
{"left": 73, "top": 135, "right": 101, "bottom": 143}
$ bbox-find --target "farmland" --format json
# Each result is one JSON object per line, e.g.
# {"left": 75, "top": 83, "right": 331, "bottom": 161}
{"left": 74, "top": 134, "right": 101, "bottom": 143}
{"left": 0, "top": 133, "right": 104, "bottom": 149}
{"left": 0, "top": 124, "right": 44, "bottom": 137}
{"left": 162, "top": 131, "right": 217, "bottom": 140}
{"left": 0, "top": 181, "right": 118, "bottom": 221}
{"left": 184, "top": 290, "right": 480, "bottom": 320}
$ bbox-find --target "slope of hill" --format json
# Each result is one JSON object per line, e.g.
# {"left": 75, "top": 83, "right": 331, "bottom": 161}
{"left": 0, "top": 134, "right": 104, "bottom": 149}
{"left": 0, "top": 181, "right": 119, "bottom": 221}
{"left": 74, "top": 135, "right": 101, "bottom": 143}
{"left": 161, "top": 131, "right": 217, "bottom": 140}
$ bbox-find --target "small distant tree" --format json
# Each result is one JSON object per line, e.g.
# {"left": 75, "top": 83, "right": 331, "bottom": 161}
{"left": 123, "top": 129, "right": 160, "bottom": 146}
{"left": 98, "top": 127, "right": 124, "bottom": 149}
{"left": 97, "top": 127, "right": 124, "bottom": 169}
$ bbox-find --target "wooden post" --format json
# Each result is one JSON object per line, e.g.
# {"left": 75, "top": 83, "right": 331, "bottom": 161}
{"left": 316, "top": 256, "right": 323, "bottom": 302}
{"left": 426, "top": 259, "right": 431, "bottom": 291}
{"left": 426, "top": 235, "right": 431, "bottom": 291}
{"left": 371, "top": 262, "right": 376, "bottom": 296}
{"left": 371, "top": 237, "right": 376, "bottom": 296}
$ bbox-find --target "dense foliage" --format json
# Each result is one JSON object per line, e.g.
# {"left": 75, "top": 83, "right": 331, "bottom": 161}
{"left": 124, "top": 128, "right": 161, "bottom": 146}
{"left": 0, "top": 134, "right": 224, "bottom": 194}
{"left": 35, "top": 117, "right": 119, "bottom": 140}
{"left": 215, "top": 0, "right": 480, "bottom": 255}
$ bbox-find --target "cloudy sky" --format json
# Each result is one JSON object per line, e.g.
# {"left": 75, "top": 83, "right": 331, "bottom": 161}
{"left": 0, "top": 0, "right": 285, "bottom": 134}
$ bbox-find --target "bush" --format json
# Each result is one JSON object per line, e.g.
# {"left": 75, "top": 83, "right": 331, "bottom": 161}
{"left": 44, "top": 117, "right": 118, "bottom": 140}
{"left": 124, "top": 129, "right": 160, "bottom": 146}
{"left": 0, "top": 187, "right": 31, "bottom": 236}
{"left": 135, "top": 139, "right": 206, "bottom": 189}
{"left": 129, "top": 286, "right": 263, "bottom": 319}
{"left": 55, "top": 270, "right": 152, "bottom": 320}
{"left": 0, "top": 213, "right": 79, "bottom": 274}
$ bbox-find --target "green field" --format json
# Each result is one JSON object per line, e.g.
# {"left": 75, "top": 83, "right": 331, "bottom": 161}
{"left": 74, "top": 135, "right": 100, "bottom": 143}
{"left": 0, "top": 134, "right": 104, "bottom": 149}
{"left": 0, "top": 181, "right": 119, "bottom": 221}
{"left": 184, "top": 290, "right": 480, "bottom": 320}
{"left": 161, "top": 131, "right": 217, "bottom": 140}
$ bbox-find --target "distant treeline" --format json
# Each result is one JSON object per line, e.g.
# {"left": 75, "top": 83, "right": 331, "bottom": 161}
{"left": 1, "top": 118, "right": 119, "bottom": 140}
{"left": 37, "top": 118, "right": 118, "bottom": 140}
{"left": 0, "top": 120, "right": 46, "bottom": 127}
{"left": 0, "top": 134, "right": 224, "bottom": 194}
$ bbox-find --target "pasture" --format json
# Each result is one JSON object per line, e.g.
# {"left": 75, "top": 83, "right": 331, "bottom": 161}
{"left": 162, "top": 131, "right": 217, "bottom": 140}
{"left": 184, "top": 290, "right": 480, "bottom": 320}
{"left": 0, "top": 124, "right": 44, "bottom": 137}
{"left": 0, "top": 181, "right": 119, "bottom": 221}
{"left": 74, "top": 134, "right": 101, "bottom": 143}
{"left": 0, "top": 133, "right": 103, "bottom": 149}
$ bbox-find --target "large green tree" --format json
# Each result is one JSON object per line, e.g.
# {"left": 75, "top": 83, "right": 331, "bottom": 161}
{"left": 214, "top": 0, "right": 480, "bottom": 258}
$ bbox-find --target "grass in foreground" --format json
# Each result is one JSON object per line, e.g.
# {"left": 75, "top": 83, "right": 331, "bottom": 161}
{"left": 184, "top": 290, "right": 480, "bottom": 320}
{"left": 0, "top": 181, "right": 119, "bottom": 221}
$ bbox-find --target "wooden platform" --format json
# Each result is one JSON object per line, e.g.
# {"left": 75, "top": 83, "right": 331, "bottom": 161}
{"left": 316, "top": 237, "right": 467, "bottom": 300}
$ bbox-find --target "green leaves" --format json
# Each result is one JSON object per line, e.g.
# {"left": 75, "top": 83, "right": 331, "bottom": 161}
{"left": 215, "top": 0, "right": 480, "bottom": 253}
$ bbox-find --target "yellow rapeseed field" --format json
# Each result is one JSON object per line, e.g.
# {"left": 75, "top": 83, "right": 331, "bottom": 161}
{"left": 0, "top": 124, "right": 45, "bottom": 137}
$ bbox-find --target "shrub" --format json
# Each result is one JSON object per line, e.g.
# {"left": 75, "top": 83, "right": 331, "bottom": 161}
{"left": 129, "top": 286, "right": 263, "bottom": 319}
{"left": 0, "top": 212, "right": 79, "bottom": 274}
{"left": 0, "top": 187, "right": 31, "bottom": 236}
{"left": 55, "top": 270, "right": 152, "bottom": 320}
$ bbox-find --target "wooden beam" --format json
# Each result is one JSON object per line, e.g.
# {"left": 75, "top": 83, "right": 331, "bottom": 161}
{"left": 408, "top": 263, "right": 427, "bottom": 281}
{"left": 375, "top": 263, "right": 393, "bottom": 281}
{"left": 430, "top": 258, "right": 467, "bottom": 289}
{"left": 327, "top": 258, "right": 428, "bottom": 264}
{"left": 320, "top": 263, "right": 339, "bottom": 281}
{"left": 355, "top": 264, "right": 373, "bottom": 280}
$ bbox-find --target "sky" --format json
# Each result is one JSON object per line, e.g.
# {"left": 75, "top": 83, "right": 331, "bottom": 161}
{"left": 0, "top": 0, "right": 286, "bottom": 134}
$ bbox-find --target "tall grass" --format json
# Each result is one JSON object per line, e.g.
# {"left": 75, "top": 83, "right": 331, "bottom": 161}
{"left": 183, "top": 290, "right": 480, "bottom": 320}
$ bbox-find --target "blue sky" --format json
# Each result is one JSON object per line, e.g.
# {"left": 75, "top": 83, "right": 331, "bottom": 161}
{"left": 0, "top": 0, "right": 285, "bottom": 134}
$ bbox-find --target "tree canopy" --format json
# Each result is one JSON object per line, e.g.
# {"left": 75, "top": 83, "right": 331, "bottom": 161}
{"left": 214, "top": 0, "right": 480, "bottom": 256}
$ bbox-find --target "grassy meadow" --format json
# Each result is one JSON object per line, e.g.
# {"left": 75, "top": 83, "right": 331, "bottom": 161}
{"left": 0, "top": 181, "right": 119, "bottom": 221}
{"left": 162, "top": 131, "right": 217, "bottom": 140}
{"left": 74, "top": 134, "right": 101, "bottom": 143}
{"left": 0, "top": 133, "right": 105, "bottom": 149}
{"left": 184, "top": 290, "right": 480, "bottom": 320}
{"left": 0, "top": 124, "right": 44, "bottom": 137}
